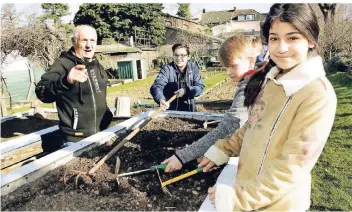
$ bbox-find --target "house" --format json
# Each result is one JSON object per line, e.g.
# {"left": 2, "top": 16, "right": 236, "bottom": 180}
{"left": 162, "top": 13, "right": 222, "bottom": 60}
{"left": 200, "top": 7, "right": 266, "bottom": 38}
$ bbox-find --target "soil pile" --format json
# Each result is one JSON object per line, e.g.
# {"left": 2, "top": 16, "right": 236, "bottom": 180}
{"left": 1, "top": 118, "right": 224, "bottom": 211}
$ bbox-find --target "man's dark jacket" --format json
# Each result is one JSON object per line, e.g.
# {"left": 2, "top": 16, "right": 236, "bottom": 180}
{"left": 150, "top": 61, "right": 204, "bottom": 112}
{"left": 35, "top": 48, "right": 112, "bottom": 145}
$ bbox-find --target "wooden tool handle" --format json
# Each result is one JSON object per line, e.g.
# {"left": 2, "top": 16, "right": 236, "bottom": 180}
{"left": 161, "top": 167, "right": 204, "bottom": 187}
{"left": 88, "top": 95, "right": 176, "bottom": 175}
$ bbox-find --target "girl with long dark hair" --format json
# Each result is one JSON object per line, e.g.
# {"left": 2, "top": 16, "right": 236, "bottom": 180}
{"left": 198, "top": 4, "right": 337, "bottom": 211}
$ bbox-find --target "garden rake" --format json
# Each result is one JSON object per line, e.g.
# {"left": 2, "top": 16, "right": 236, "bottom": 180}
{"left": 64, "top": 95, "right": 177, "bottom": 187}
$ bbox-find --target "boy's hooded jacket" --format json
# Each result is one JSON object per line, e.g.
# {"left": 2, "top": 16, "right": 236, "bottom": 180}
{"left": 35, "top": 48, "right": 112, "bottom": 143}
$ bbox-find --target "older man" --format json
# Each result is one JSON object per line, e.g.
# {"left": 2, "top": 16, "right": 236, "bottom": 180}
{"left": 35, "top": 25, "right": 112, "bottom": 151}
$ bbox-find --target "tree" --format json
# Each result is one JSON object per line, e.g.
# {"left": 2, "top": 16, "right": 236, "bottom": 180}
{"left": 1, "top": 4, "right": 22, "bottom": 25}
{"left": 176, "top": 4, "right": 191, "bottom": 19}
{"left": 312, "top": 4, "right": 352, "bottom": 59}
{"left": 318, "top": 3, "right": 337, "bottom": 23}
{"left": 73, "top": 3, "right": 165, "bottom": 45}
{"left": 1, "top": 4, "right": 72, "bottom": 115}
{"left": 40, "top": 3, "right": 71, "bottom": 24}
{"left": 172, "top": 29, "right": 223, "bottom": 67}
{"left": 1, "top": 5, "right": 71, "bottom": 69}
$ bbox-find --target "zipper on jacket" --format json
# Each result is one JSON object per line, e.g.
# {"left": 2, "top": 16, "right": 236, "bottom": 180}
{"left": 257, "top": 96, "right": 293, "bottom": 175}
{"left": 87, "top": 71, "right": 97, "bottom": 133}
{"left": 176, "top": 72, "right": 180, "bottom": 111}
{"left": 73, "top": 108, "right": 78, "bottom": 130}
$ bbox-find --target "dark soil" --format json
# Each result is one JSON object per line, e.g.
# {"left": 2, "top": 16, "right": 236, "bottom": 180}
{"left": 1, "top": 118, "right": 223, "bottom": 211}
{"left": 1, "top": 113, "right": 59, "bottom": 142}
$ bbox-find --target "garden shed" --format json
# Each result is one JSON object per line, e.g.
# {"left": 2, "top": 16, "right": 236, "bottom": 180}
{"left": 117, "top": 58, "right": 147, "bottom": 80}
{"left": 95, "top": 44, "right": 147, "bottom": 80}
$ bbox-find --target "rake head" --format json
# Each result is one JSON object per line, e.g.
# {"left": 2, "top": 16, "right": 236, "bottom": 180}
{"left": 63, "top": 168, "right": 93, "bottom": 188}
{"left": 155, "top": 168, "right": 173, "bottom": 197}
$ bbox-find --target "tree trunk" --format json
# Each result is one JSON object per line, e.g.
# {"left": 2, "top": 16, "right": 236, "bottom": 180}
{"left": 0, "top": 77, "right": 8, "bottom": 117}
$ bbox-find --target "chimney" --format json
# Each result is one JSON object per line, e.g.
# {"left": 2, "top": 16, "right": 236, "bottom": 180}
{"left": 233, "top": 7, "right": 237, "bottom": 12}
{"left": 203, "top": 8, "right": 206, "bottom": 13}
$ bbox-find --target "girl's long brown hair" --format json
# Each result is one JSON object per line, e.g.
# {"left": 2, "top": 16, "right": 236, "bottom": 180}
{"left": 244, "top": 4, "right": 320, "bottom": 108}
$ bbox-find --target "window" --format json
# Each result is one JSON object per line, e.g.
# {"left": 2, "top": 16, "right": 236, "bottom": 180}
{"left": 238, "top": 15, "right": 245, "bottom": 21}
{"left": 246, "top": 15, "right": 255, "bottom": 20}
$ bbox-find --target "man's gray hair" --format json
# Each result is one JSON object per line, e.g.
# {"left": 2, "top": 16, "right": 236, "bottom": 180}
{"left": 71, "top": 25, "right": 97, "bottom": 42}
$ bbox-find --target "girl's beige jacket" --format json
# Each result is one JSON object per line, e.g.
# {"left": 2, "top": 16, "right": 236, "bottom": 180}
{"left": 205, "top": 56, "right": 337, "bottom": 211}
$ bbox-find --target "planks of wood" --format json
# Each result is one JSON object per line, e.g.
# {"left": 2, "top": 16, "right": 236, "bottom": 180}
{"left": 0, "top": 109, "right": 34, "bottom": 123}
{"left": 0, "top": 125, "right": 59, "bottom": 155}
{"left": 1, "top": 142, "right": 43, "bottom": 170}
{"left": 0, "top": 110, "right": 153, "bottom": 196}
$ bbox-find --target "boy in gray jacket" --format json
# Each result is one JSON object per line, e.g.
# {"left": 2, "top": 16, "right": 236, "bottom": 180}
{"left": 162, "top": 35, "right": 266, "bottom": 172}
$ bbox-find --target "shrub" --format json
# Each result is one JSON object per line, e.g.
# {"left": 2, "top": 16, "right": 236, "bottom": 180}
{"left": 101, "top": 38, "right": 117, "bottom": 45}
{"left": 326, "top": 53, "right": 352, "bottom": 73}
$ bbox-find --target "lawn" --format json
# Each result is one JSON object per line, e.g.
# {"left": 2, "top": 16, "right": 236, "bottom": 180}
{"left": 202, "top": 72, "right": 227, "bottom": 90}
{"left": 6, "top": 71, "right": 227, "bottom": 114}
{"left": 310, "top": 72, "right": 352, "bottom": 211}
{"left": 107, "top": 71, "right": 227, "bottom": 94}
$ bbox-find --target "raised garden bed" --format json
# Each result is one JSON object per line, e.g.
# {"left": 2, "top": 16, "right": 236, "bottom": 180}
{"left": 1, "top": 117, "right": 223, "bottom": 211}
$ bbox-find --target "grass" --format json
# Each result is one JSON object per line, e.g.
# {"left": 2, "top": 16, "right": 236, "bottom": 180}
{"left": 7, "top": 103, "right": 54, "bottom": 114}
{"left": 107, "top": 75, "right": 157, "bottom": 94}
{"left": 4, "top": 71, "right": 227, "bottom": 114}
{"left": 202, "top": 72, "right": 227, "bottom": 91}
{"left": 107, "top": 71, "right": 227, "bottom": 94}
{"left": 310, "top": 72, "right": 352, "bottom": 211}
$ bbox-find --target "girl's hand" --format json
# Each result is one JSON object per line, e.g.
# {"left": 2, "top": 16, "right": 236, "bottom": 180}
{"left": 208, "top": 186, "right": 216, "bottom": 206}
{"left": 198, "top": 157, "right": 217, "bottom": 172}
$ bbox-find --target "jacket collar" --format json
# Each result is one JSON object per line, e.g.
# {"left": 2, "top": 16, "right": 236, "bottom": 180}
{"left": 172, "top": 61, "right": 189, "bottom": 74}
{"left": 265, "top": 56, "right": 326, "bottom": 96}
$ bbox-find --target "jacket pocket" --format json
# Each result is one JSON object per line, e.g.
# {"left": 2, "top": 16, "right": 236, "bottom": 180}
{"left": 73, "top": 108, "right": 79, "bottom": 130}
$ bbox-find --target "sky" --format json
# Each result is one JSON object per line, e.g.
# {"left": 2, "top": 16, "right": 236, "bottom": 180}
{"left": 12, "top": 3, "right": 273, "bottom": 23}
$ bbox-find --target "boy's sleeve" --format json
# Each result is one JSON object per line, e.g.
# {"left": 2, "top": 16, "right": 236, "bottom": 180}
{"left": 175, "top": 113, "right": 241, "bottom": 163}
{"left": 186, "top": 63, "right": 204, "bottom": 98}
{"left": 150, "top": 66, "right": 169, "bottom": 103}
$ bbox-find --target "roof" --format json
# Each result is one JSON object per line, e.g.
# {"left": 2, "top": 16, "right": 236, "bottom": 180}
{"left": 200, "top": 10, "right": 233, "bottom": 25}
{"left": 201, "top": 9, "right": 262, "bottom": 25}
{"left": 166, "top": 26, "right": 224, "bottom": 42}
{"left": 95, "top": 43, "right": 141, "bottom": 53}
{"left": 164, "top": 13, "right": 206, "bottom": 26}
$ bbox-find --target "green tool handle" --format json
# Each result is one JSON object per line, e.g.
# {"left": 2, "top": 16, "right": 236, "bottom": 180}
{"left": 194, "top": 166, "right": 204, "bottom": 173}
{"left": 155, "top": 164, "right": 168, "bottom": 170}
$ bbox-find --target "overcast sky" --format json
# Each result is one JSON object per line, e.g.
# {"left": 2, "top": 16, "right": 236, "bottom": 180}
{"left": 12, "top": 3, "right": 272, "bottom": 23}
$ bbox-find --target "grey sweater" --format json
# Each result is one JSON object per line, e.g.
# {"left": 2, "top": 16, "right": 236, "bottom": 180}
{"left": 175, "top": 78, "right": 249, "bottom": 164}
